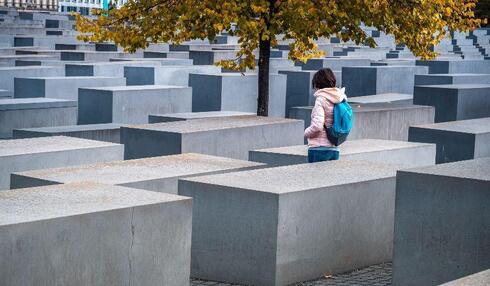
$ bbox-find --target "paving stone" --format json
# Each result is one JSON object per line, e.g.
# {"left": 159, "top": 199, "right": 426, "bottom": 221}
{"left": 249, "top": 139, "right": 435, "bottom": 167}
{"left": 189, "top": 73, "right": 286, "bottom": 117}
{"left": 11, "top": 153, "right": 264, "bottom": 193}
{"left": 393, "top": 158, "right": 490, "bottom": 286}
{"left": 14, "top": 76, "right": 126, "bottom": 100}
{"left": 121, "top": 116, "right": 304, "bottom": 160}
{"left": 0, "top": 182, "right": 192, "bottom": 286}
{"left": 408, "top": 117, "right": 490, "bottom": 163}
{"left": 180, "top": 160, "right": 400, "bottom": 285}
{"left": 0, "top": 136, "right": 123, "bottom": 190}
{"left": 342, "top": 66, "right": 428, "bottom": 96}
{"left": 78, "top": 85, "right": 192, "bottom": 124}
{"left": 12, "top": 123, "right": 126, "bottom": 143}
{"left": 149, "top": 111, "right": 255, "bottom": 123}
{"left": 0, "top": 98, "right": 77, "bottom": 138}
{"left": 413, "top": 84, "right": 490, "bottom": 122}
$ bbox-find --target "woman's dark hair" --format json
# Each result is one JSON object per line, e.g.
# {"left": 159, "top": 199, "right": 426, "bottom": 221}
{"left": 312, "top": 68, "right": 336, "bottom": 89}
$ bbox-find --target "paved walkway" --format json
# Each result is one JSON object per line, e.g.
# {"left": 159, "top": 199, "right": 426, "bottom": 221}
{"left": 191, "top": 263, "right": 392, "bottom": 286}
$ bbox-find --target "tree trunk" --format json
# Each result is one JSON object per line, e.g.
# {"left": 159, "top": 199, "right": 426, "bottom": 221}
{"left": 257, "top": 38, "right": 271, "bottom": 116}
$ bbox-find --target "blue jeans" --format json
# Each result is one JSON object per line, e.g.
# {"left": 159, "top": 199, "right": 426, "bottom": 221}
{"left": 308, "top": 146, "right": 340, "bottom": 163}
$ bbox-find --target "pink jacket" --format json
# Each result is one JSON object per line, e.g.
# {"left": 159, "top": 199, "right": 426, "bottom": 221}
{"left": 304, "top": 87, "right": 347, "bottom": 147}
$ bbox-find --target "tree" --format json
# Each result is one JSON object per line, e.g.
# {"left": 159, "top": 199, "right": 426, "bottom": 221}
{"left": 76, "top": 0, "right": 482, "bottom": 116}
{"left": 476, "top": 0, "right": 490, "bottom": 26}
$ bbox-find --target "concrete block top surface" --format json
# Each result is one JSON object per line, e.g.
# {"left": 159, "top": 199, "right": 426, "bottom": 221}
{"left": 15, "top": 123, "right": 126, "bottom": 133}
{"left": 0, "top": 98, "right": 77, "bottom": 110}
{"left": 151, "top": 111, "right": 256, "bottom": 119}
{"left": 80, "top": 85, "right": 187, "bottom": 92}
{"left": 16, "top": 76, "right": 121, "bottom": 81}
{"left": 401, "top": 157, "right": 490, "bottom": 181}
{"left": 0, "top": 136, "right": 121, "bottom": 157}
{"left": 351, "top": 102, "right": 432, "bottom": 112}
{"left": 13, "top": 153, "right": 264, "bottom": 185}
{"left": 415, "top": 84, "right": 490, "bottom": 89}
{"left": 67, "top": 61, "right": 159, "bottom": 67}
{"left": 412, "top": 117, "right": 490, "bottom": 134}
{"left": 0, "top": 66, "right": 60, "bottom": 71}
{"left": 440, "top": 269, "right": 490, "bottom": 286}
{"left": 128, "top": 116, "right": 303, "bottom": 133}
{"left": 349, "top": 93, "right": 413, "bottom": 104}
{"left": 0, "top": 182, "right": 189, "bottom": 226}
{"left": 182, "top": 159, "right": 399, "bottom": 194}
{"left": 253, "top": 139, "right": 433, "bottom": 156}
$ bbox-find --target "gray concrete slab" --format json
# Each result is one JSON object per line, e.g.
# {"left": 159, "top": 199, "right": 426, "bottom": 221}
{"left": 148, "top": 111, "right": 255, "bottom": 123}
{"left": 121, "top": 116, "right": 304, "bottom": 160}
{"left": 0, "top": 136, "right": 123, "bottom": 190}
{"left": 0, "top": 66, "right": 64, "bottom": 96}
{"left": 342, "top": 66, "right": 428, "bottom": 96}
{"left": 189, "top": 73, "right": 286, "bottom": 117}
{"left": 14, "top": 76, "right": 126, "bottom": 100}
{"left": 299, "top": 57, "right": 371, "bottom": 71}
{"left": 413, "top": 84, "right": 490, "bottom": 122}
{"left": 393, "top": 158, "right": 490, "bottom": 286}
{"left": 11, "top": 153, "right": 264, "bottom": 193}
{"left": 349, "top": 93, "right": 413, "bottom": 104}
{"left": 409, "top": 117, "right": 490, "bottom": 163}
{"left": 289, "top": 102, "right": 435, "bottom": 141}
{"left": 415, "top": 74, "right": 490, "bottom": 85}
{"left": 278, "top": 70, "right": 342, "bottom": 117}
{"left": 0, "top": 98, "right": 77, "bottom": 138}
{"left": 440, "top": 269, "right": 490, "bottom": 286}
{"left": 12, "top": 123, "right": 126, "bottom": 143}
{"left": 65, "top": 61, "right": 159, "bottom": 77}
{"left": 110, "top": 57, "right": 193, "bottom": 65}
{"left": 78, "top": 85, "right": 192, "bottom": 124}
{"left": 179, "top": 160, "right": 401, "bottom": 285}
{"left": 0, "top": 182, "right": 191, "bottom": 286}
{"left": 124, "top": 65, "right": 221, "bottom": 86}
{"left": 416, "top": 59, "right": 490, "bottom": 74}
{"left": 249, "top": 139, "right": 435, "bottom": 167}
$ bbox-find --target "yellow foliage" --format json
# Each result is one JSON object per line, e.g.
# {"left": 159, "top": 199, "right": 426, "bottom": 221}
{"left": 75, "top": 0, "right": 482, "bottom": 68}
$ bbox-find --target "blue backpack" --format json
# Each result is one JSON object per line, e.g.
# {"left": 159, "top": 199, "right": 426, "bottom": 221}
{"left": 325, "top": 99, "right": 353, "bottom": 146}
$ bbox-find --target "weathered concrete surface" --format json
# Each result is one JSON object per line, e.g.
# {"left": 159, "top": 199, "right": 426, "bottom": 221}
{"left": 13, "top": 123, "right": 126, "bottom": 143}
{"left": 250, "top": 139, "right": 435, "bottom": 167}
{"left": 439, "top": 269, "right": 490, "bottom": 286}
{"left": 409, "top": 117, "right": 490, "bottom": 164}
{"left": 11, "top": 153, "right": 264, "bottom": 193}
{"left": 14, "top": 76, "right": 126, "bottom": 100}
{"left": 413, "top": 84, "right": 490, "bottom": 122}
{"left": 148, "top": 111, "right": 255, "bottom": 123}
{"left": 65, "top": 61, "right": 159, "bottom": 77}
{"left": 121, "top": 116, "right": 304, "bottom": 160}
{"left": 342, "top": 66, "right": 428, "bottom": 96}
{"left": 0, "top": 182, "right": 192, "bottom": 286}
{"left": 393, "top": 158, "right": 490, "bottom": 286}
{"left": 78, "top": 85, "right": 192, "bottom": 124}
{"left": 0, "top": 98, "right": 77, "bottom": 138}
{"left": 290, "top": 102, "right": 434, "bottom": 141}
{"left": 189, "top": 73, "right": 286, "bottom": 117}
{"left": 0, "top": 136, "right": 123, "bottom": 190}
{"left": 179, "top": 160, "right": 400, "bottom": 286}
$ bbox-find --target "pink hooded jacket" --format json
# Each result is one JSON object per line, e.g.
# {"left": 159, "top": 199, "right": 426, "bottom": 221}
{"left": 304, "top": 87, "right": 347, "bottom": 147}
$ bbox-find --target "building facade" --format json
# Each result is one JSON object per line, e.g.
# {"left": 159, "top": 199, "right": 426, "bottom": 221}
{"left": 58, "top": 0, "right": 126, "bottom": 15}
{"left": 1, "top": 0, "right": 58, "bottom": 10}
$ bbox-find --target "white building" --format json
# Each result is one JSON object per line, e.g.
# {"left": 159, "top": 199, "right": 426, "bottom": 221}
{"left": 58, "top": 0, "right": 126, "bottom": 15}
